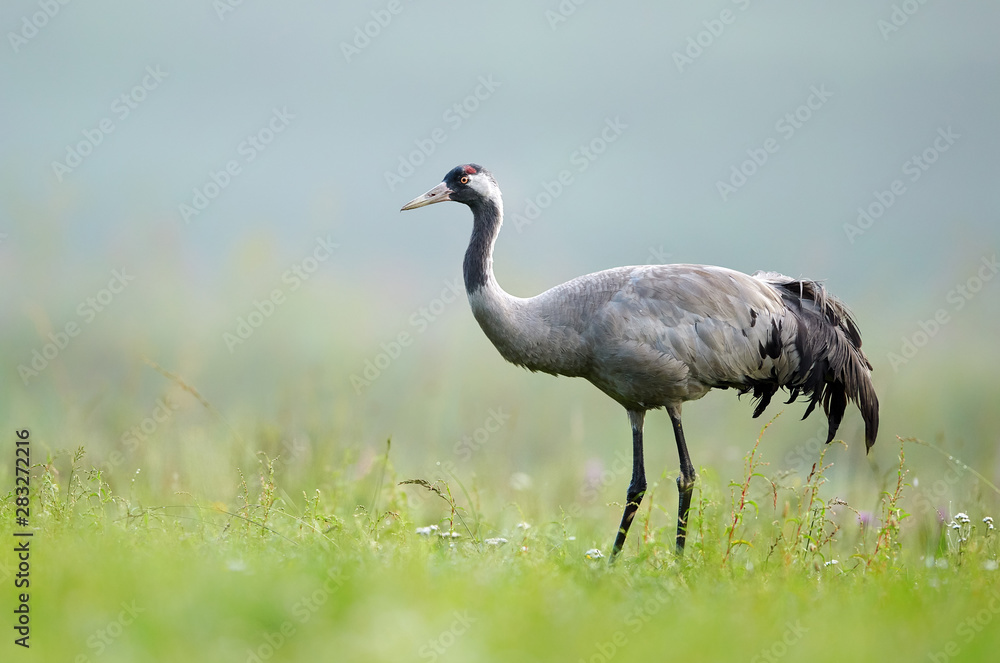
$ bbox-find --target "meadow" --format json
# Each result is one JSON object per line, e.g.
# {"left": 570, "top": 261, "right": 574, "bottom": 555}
{"left": 2, "top": 282, "right": 998, "bottom": 663}
{"left": 3, "top": 2, "right": 999, "bottom": 662}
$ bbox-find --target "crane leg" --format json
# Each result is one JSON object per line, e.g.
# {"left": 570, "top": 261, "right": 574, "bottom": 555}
{"left": 668, "top": 405, "right": 697, "bottom": 554}
{"left": 610, "top": 410, "right": 646, "bottom": 561}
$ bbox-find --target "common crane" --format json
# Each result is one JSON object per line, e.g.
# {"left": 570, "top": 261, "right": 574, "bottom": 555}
{"left": 401, "top": 164, "right": 879, "bottom": 559}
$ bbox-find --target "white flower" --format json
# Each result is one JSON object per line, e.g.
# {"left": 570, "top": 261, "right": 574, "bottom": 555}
{"left": 955, "top": 512, "right": 971, "bottom": 524}
{"left": 516, "top": 522, "right": 531, "bottom": 530}
{"left": 984, "top": 516, "right": 995, "bottom": 530}
{"left": 584, "top": 548, "right": 604, "bottom": 560}
{"left": 416, "top": 525, "right": 440, "bottom": 536}
{"left": 485, "top": 537, "right": 508, "bottom": 546}
{"left": 439, "top": 530, "right": 460, "bottom": 539}
{"left": 824, "top": 559, "right": 839, "bottom": 567}
{"left": 950, "top": 521, "right": 961, "bottom": 530}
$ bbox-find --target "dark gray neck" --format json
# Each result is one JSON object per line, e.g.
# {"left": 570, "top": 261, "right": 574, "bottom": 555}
{"left": 462, "top": 198, "right": 502, "bottom": 294}
{"left": 459, "top": 194, "right": 591, "bottom": 377}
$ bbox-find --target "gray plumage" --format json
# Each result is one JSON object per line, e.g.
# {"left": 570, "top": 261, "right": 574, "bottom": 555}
{"left": 402, "top": 164, "right": 879, "bottom": 559}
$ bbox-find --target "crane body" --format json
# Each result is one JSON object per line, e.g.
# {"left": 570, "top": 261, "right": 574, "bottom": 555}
{"left": 402, "top": 164, "right": 879, "bottom": 559}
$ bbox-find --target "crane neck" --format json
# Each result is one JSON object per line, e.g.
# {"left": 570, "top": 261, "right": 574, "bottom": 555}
{"left": 463, "top": 195, "right": 504, "bottom": 295}
{"left": 457, "top": 187, "right": 590, "bottom": 377}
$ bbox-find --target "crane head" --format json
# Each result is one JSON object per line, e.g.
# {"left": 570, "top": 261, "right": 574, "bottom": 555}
{"left": 400, "top": 164, "right": 498, "bottom": 211}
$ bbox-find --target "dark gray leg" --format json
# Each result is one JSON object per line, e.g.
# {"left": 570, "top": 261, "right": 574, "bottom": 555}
{"left": 668, "top": 405, "right": 697, "bottom": 554}
{"left": 610, "top": 410, "right": 646, "bottom": 561}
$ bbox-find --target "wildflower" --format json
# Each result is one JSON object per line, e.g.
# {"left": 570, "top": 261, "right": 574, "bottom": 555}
{"left": 416, "top": 525, "right": 440, "bottom": 536}
{"left": 584, "top": 548, "right": 604, "bottom": 560}
{"left": 955, "top": 512, "right": 971, "bottom": 524}
{"left": 824, "top": 559, "right": 839, "bottom": 567}
{"left": 984, "top": 516, "right": 995, "bottom": 531}
{"left": 485, "top": 537, "right": 508, "bottom": 546}
{"left": 516, "top": 522, "right": 531, "bottom": 530}
{"left": 439, "top": 530, "right": 460, "bottom": 539}
{"left": 950, "top": 521, "right": 961, "bottom": 530}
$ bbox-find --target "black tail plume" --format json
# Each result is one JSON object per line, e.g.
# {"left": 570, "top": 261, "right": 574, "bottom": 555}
{"left": 753, "top": 272, "right": 879, "bottom": 452}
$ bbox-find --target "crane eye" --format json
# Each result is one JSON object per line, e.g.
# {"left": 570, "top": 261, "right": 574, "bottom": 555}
{"left": 460, "top": 176, "right": 469, "bottom": 184}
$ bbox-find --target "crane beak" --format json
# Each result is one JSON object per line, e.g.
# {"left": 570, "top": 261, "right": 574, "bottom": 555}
{"left": 400, "top": 182, "right": 452, "bottom": 211}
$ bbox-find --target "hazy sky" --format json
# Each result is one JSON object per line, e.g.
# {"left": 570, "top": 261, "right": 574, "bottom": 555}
{"left": 2, "top": 1, "right": 998, "bottom": 397}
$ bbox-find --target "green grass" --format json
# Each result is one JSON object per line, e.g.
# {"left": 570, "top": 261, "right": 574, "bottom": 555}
{"left": 2, "top": 289, "right": 999, "bottom": 662}
{"left": 2, "top": 421, "right": 998, "bottom": 662}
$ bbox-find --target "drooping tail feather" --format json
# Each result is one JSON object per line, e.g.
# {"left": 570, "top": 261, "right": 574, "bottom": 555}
{"left": 752, "top": 272, "right": 879, "bottom": 452}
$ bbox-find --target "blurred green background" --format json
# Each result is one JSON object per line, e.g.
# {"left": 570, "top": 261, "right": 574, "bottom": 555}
{"left": 2, "top": 0, "right": 998, "bottom": 509}
{"left": 1, "top": 2, "right": 999, "bottom": 661}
